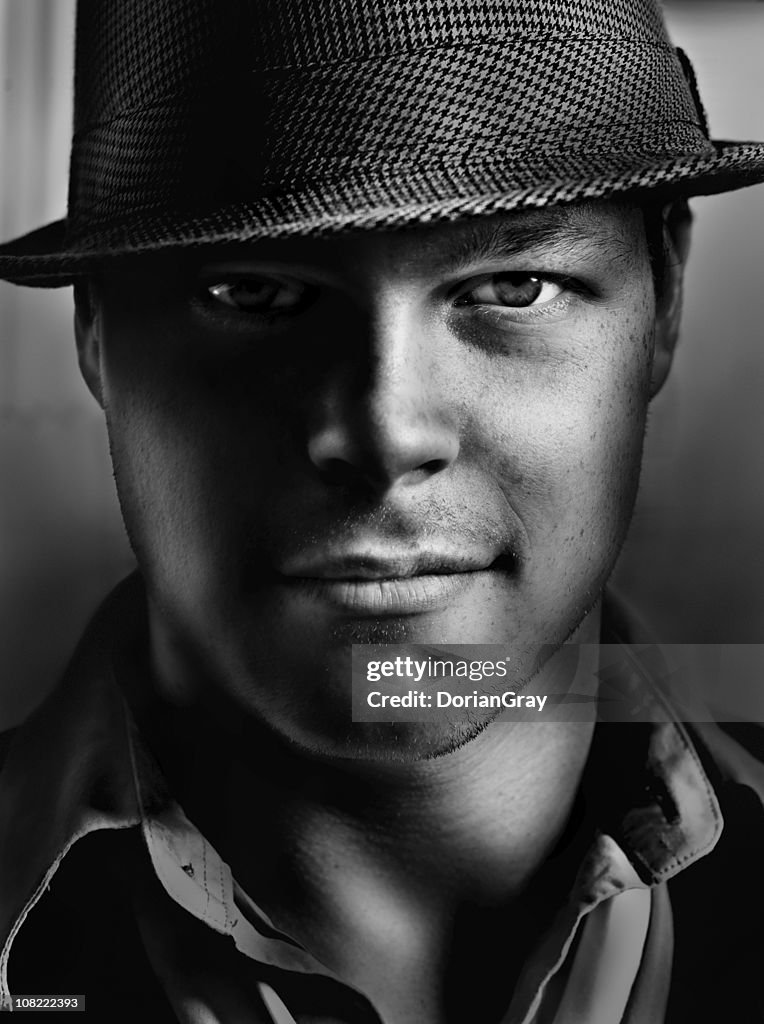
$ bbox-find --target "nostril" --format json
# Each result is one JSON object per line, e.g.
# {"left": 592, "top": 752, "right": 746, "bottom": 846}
{"left": 420, "top": 458, "right": 449, "bottom": 475}
{"left": 307, "top": 410, "right": 460, "bottom": 493}
{"left": 318, "top": 458, "right": 361, "bottom": 486}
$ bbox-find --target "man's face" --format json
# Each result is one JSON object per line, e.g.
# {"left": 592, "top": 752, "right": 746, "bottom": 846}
{"left": 84, "top": 201, "right": 664, "bottom": 758}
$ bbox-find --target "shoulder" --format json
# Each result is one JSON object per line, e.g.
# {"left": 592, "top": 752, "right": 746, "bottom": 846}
{"left": 667, "top": 722, "right": 764, "bottom": 1020}
{"left": 6, "top": 831, "right": 176, "bottom": 1023}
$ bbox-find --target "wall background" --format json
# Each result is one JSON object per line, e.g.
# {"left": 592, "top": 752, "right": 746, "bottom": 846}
{"left": 611, "top": 2, "right": 764, "bottom": 645}
{"left": 1, "top": 1, "right": 762, "bottom": 727}
{"left": 0, "top": 0, "right": 133, "bottom": 728}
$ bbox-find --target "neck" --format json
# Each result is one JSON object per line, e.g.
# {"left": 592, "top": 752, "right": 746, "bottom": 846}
{"left": 135, "top": 615, "right": 600, "bottom": 893}
{"left": 127, "top": 606, "right": 601, "bottom": 1016}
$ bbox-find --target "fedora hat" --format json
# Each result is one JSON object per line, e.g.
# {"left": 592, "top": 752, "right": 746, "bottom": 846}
{"left": 2, "top": 0, "right": 764, "bottom": 287}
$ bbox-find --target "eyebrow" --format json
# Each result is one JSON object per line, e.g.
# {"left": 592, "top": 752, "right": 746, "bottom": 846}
{"left": 446, "top": 209, "right": 633, "bottom": 271}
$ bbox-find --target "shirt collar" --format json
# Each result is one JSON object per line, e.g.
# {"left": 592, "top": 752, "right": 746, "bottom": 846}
{"left": 593, "top": 598, "right": 723, "bottom": 884}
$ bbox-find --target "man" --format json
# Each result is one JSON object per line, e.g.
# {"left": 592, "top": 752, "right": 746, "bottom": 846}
{"left": 0, "top": 0, "right": 763, "bottom": 1021}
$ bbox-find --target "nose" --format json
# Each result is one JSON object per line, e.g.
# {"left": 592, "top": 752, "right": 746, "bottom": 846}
{"left": 306, "top": 304, "right": 460, "bottom": 494}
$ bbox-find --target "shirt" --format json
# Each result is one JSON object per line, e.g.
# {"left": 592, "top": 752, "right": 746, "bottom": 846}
{"left": 1, "top": 575, "right": 763, "bottom": 1023}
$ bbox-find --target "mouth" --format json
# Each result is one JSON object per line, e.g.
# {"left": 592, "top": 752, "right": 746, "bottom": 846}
{"left": 277, "top": 551, "right": 512, "bottom": 616}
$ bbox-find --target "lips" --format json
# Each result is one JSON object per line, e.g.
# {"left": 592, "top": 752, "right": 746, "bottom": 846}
{"left": 277, "top": 550, "right": 507, "bottom": 615}
{"left": 281, "top": 551, "right": 493, "bottom": 580}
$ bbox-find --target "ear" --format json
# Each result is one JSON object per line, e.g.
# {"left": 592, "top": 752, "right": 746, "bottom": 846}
{"left": 74, "top": 280, "right": 105, "bottom": 408}
{"left": 650, "top": 199, "right": 693, "bottom": 399}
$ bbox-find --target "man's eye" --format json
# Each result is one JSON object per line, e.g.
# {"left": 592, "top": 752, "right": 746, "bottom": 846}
{"left": 206, "top": 275, "right": 312, "bottom": 312}
{"left": 456, "top": 273, "right": 566, "bottom": 309}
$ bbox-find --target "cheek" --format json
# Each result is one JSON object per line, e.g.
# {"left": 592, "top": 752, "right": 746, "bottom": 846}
{"left": 105, "top": 376, "right": 209, "bottom": 601}
{"left": 100, "top": 326, "right": 269, "bottom": 609}
{"left": 469, "top": 311, "right": 654, "bottom": 574}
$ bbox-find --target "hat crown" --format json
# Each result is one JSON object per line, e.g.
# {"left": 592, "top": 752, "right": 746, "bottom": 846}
{"left": 249, "top": 0, "right": 671, "bottom": 66}
{"left": 74, "top": 0, "right": 672, "bottom": 130}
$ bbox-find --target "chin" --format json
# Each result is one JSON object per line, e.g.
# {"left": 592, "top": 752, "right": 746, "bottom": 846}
{"left": 225, "top": 636, "right": 557, "bottom": 766}
{"left": 159, "top": 570, "right": 601, "bottom": 763}
{"left": 272, "top": 715, "right": 497, "bottom": 765}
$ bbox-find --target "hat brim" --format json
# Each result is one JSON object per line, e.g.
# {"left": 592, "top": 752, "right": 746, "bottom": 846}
{"left": 2, "top": 140, "right": 764, "bottom": 288}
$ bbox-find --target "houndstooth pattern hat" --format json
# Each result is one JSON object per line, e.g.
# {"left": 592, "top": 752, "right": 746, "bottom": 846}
{"left": 1, "top": 0, "right": 764, "bottom": 286}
